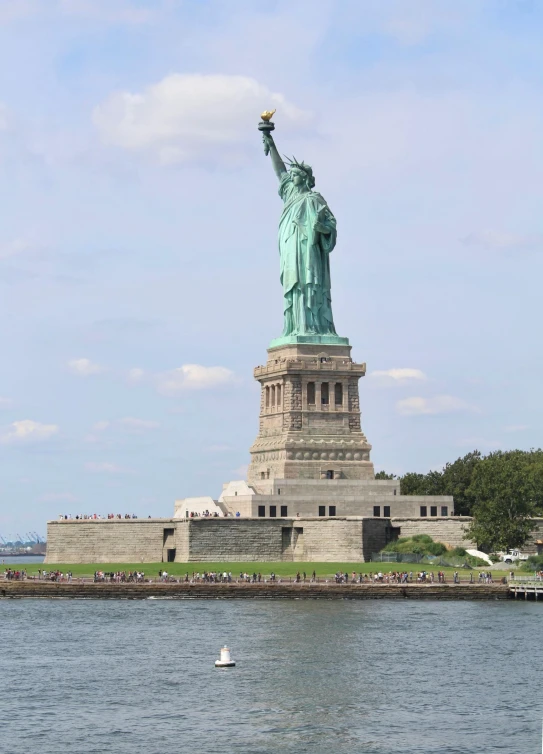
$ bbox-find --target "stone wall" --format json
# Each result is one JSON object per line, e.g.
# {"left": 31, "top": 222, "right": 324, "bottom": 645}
{"left": 45, "top": 517, "right": 392, "bottom": 563}
{"left": 390, "top": 517, "right": 475, "bottom": 548}
{"left": 50, "top": 515, "right": 543, "bottom": 563}
{"left": 186, "top": 519, "right": 285, "bottom": 562}
{"left": 183, "top": 517, "right": 392, "bottom": 563}
{"left": 45, "top": 519, "right": 187, "bottom": 564}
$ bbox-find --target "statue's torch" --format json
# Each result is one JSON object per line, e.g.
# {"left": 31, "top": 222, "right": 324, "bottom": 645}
{"left": 258, "top": 110, "right": 276, "bottom": 155}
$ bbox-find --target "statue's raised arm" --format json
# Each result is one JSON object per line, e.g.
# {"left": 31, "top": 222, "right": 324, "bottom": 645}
{"left": 263, "top": 132, "right": 286, "bottom": 180}
{"left": 258, "top": 110, "right": 286, "bottom": 180}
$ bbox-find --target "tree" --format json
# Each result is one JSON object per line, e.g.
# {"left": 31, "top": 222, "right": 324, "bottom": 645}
{"left": 441, "top": 451, "right": 482, "bottom": 516}
{"left": 399, "top": 472, "right": 426, "bottom": 495}
{"left": 400, "top": 470, "right": 444, "bottom": 496}
{"left": 375, "top": 471, "right": 396, "bottom": 480}
{"left": 465, "top": 449, "right": 543, "bottom": 552}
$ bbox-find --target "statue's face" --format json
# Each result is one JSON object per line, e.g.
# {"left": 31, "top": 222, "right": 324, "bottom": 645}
{"left": 291, "top": 169, "right": 305, "bottom": 187}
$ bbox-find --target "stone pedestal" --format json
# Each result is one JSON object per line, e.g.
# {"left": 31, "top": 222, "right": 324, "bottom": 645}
{"left": 248, "top": 342, "right": 373, "bottom": 491}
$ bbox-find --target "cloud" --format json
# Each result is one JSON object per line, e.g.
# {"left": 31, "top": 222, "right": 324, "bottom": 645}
{"left": 396, "top": 395, "right": 479, "bottom": 416}
{"left": 86, "top": 417, "right": 159, "bottom": 442}
{"left": 118, "top": 417, "right": 159, "bottom": 431}
{"left": 93, "top": 73, "right": 307, "bottom": 164}
{"left": 84, "top": 461, "right": 133, "bottom": 474}
{"left": 232, "top": 464, "right": 249, "bottom": 479}
{"left": 0, "top": 104, "right": 8, "bottom": 130}
{"left": 68, "top": 358, "right": 104, "bottom": 376}
{"left": 462, "top": 230, "right": 543, "bottom": 252}
{"left": 504, "top": 424, "right": 529, "bottom": 433}
{"left": 92, "top": 417, "right": 159, "bottom": 431}
{"left": 457, "top": 437, "right": 501, "bottom": 449}
{"left": 157, "top": 364, "right": 235, "bottom": 395}
{"left": 0, "top": 238, "right": 34, "bottom": 261}
{"left": 0, "top": 419, "right": 59, "bottom": 444}
{"left": 92, "top": 420, "right": 110, "bottom": 432}
{"left": 369, "top": 368, "right": 427, "bottom": 384}
{"left": 58, "top": 0, "right": 155, "bottom": 24}
{"left": 127, "top": 367, "right": 145, "bottom": 382}
{"left": 0, "top": 1, "right": 38, "bottom": 24}
{"left": 39, "top": 492, "right": 78, "bottom": 503}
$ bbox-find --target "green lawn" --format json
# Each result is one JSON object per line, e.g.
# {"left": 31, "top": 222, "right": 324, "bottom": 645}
{"left": 9, "top": 561, "right": 488, "bottom": 579}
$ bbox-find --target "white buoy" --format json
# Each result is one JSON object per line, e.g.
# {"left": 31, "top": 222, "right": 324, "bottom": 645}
{"left": 215, "top": 645, "right": 235, "bottom": 667}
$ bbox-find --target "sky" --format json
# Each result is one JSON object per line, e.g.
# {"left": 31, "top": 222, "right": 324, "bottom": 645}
{"left": 0, "top": 0, "right": 542, "bottom": 538}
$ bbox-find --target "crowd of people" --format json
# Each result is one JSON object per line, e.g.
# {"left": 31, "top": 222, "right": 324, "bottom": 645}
{"left": 59, "top": 513, "right": 142, "bottom": 520}
{"left": 186, "top": 511, "right": 241, "bottom": 518}
{"left": 1, "top": 566, "right": 515, "bottom": 586}
{"left": 478, "top": 571, "right": 494, "bottom": 583}
{"left": 3, "top": 568, "right": 26, "bottom": 580}
{"left": 94, "top": 571, "right": 146, "bottom": 583}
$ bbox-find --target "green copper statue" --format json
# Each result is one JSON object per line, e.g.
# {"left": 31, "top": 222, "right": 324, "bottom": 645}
{"left": 259, "top": 112, "right": 347, "bottom": 347}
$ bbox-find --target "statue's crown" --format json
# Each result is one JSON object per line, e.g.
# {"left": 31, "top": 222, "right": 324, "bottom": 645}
{"left": 285, "top": 156, "right": 315, "bottom": 188}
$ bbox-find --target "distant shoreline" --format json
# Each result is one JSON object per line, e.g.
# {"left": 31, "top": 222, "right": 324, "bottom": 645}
{"left": 0, "top": 581, "right": 513, "bottom": 600}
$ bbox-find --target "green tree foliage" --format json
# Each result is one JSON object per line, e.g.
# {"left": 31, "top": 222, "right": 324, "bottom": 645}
{"left": 465, "top": 450, "right": 543, "bottom": 552}
{"left": 398, "top": 452, "right": 482, "bottom": 508}
{"left": 375, "top": 470, "right": 396, "bottom": 480}
{"left": 400, "top": 470, "right": 444, "bottom": 496}
{"left": 441, "top": 451, "right": 482, "bottom": 515}
{"left": 383, "top": 449, "right": 543, "bottom": 550}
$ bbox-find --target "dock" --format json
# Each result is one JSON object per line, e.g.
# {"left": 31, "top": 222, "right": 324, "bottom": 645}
{"left": 509, "top": 578, "right": 543, "bottom": 601}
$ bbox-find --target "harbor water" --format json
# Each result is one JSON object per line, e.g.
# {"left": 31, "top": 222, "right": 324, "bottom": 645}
{"left": 0, "top": 598, "right": 540, "bottom": 753}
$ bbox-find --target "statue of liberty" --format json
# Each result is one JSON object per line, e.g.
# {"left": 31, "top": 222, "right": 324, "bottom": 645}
{"left": 260, "top": 113, "right": 344, "bottom": 345}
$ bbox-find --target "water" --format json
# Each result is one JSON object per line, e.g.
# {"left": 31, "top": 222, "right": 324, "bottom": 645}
{"left": 1, "top": 555, "right": 45, "bottom": 564}
{"left": 0, "top": 599, "right": 540, "bottom": 753}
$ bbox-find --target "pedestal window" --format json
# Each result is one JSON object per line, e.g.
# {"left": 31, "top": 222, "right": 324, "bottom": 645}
{"left": 321, "top": 382, "right": 329, "bottom": 405}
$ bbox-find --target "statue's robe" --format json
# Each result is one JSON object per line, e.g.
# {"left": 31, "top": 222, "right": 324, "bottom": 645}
{"left": 278, "top": 172, "right": 337, "bottom": 336}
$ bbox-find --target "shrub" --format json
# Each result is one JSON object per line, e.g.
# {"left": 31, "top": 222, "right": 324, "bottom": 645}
{"left": 451, "top": 547, "right": 467, "bottom": 557}
{"left": 412, "top": 534, "right": 433, "bottom": 544}
{"left": 522, "top": 554, "right": 543, "bottom": 572}
{"left": 427, "top": 542, "right": 447, "bottom": 556}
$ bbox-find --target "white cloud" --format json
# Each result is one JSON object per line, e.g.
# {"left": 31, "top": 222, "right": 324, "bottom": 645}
{"left": 462, "top": 230, "right": 543, "bottom": 252}
{"left": 504, "top": 424, "right": 529, "bottom": 433}
{"left": 232, "top": 464, "right": 249, "bottom": 479}
{"left": 0, "top": 419, "right": 59, "bottom": 444}
{"left": 58, "top": 0, "right": 155, "bottom": 24}
{"left": 396, "top": 395, "right": 479, "bottom": 416}
{"left": 0, "top": 238, "right": 34, "bottom": 261}
{"left": 93, "top": 73, "right": 308, "bottom": 164}
{"left": 118, "top": 417, "right": 159, "bottom": 431}
{"left": 84, "top": 461, "right": 133, "bottom": 474}
{"left": 369, "top": 368, "right": 427, "bottom": 384}
{"left": 92, "top": 417, "right": 158, "bottom": 431}
{"left": 127, "top": 367, "right": 145, "bottom": 382}
{"left": 39, "top": 492, "right": 78, "bottom": 503}
{"left": 0, "top": 104, "right": 8, "bottom": 131}
{"left": 86, "top": 417, "right": 159, "bottom": 442}
{"left": 0, "top": 1, "right": 38, "bottom": 24}
{"left": 68, "top": 358, "right": 104, "bottom": 376}
{"left": 457, "top": 437, "right": 501, "bottom": 449}
{"left": 157, "top": 364, "right": 235, "bottom": 395}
